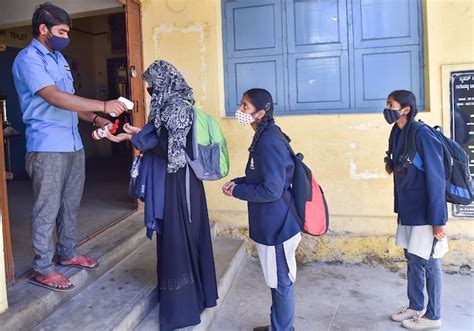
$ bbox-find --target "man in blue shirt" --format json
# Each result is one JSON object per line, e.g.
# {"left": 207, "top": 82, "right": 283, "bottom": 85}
{"left": 12, "top": 2, "right": 128, "bottom": 291}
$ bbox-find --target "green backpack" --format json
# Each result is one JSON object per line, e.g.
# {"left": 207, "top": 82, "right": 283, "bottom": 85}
{"left": 184, "top": 102, "right": 230, "bottom": 181}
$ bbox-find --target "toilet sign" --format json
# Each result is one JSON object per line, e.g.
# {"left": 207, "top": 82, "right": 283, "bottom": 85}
{"left": 450, "top": 70, "right": 474, "bottom": 217}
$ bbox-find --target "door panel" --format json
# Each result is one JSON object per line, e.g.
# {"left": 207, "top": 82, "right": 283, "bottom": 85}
{"left": 353, "top": 0, "right": 419, "bottom": 48}
{"left": 226, "top": 56, "right": 285, "bottom": 113}
{"left": 288, "top": 51, "right": 350, "bottom": 111}
{"left": 354, "top": 46, "right": 421, "bottom": 109}
{"left": 287, "top": 0, "right": 348, "bottom": 53}
{"left": 225, "top": 0, "right": 283, "bottom": 58}
{"left": 125, "top": 0, "right": 146, "bottom": 132}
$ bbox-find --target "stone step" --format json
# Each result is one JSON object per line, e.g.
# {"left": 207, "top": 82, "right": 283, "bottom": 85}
{"left": 1, "top": 218, "right": 217, "bottom": 331}
{"left": 0, "top": 212, "right": 217, "bottom": 331}
{"left": 0, "top": 210, "right": 147, "bottom": 331}
{"left": 33, "top": 239, "right": 157, "bottom": 331}
{"left": 135, "top": 237, "right": 247, "bottom": 331}
{"left": 33, "top": 234, "right": 243, "bottom": 331}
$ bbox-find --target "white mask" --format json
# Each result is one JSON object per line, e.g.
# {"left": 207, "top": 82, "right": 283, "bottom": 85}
{"left": 235, "top": 109, "right": 256, "bottom": 125}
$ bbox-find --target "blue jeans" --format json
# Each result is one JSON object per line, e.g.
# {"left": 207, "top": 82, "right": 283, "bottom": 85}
{"left": 405, "top": 249, "right": 442, "bottom": 320}
{"left": 270, "top": 244, "right": 295, "bottom": 331}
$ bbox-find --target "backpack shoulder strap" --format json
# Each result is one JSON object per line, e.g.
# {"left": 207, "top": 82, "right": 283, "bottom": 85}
{"left": 405, "top": 119, "right": 425, "bottom": 161}
{"left": 181, "top": 100, "right": 199, "bottom": 161}
{"left": 272, "top": 128, "right": 307, "bottom": 226}
{"left": 386, "top": 124, "right": 398, "bottom": 158}
{"left": 272, "top": 127, "right": 296, "bottom": 158}
{"left": 384, "top": 124, "right": 398, "bottom": 172}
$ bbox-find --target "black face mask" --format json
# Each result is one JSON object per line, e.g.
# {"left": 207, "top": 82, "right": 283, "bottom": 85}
{"left": 147, "top": 87, "right": 154, "bottom": 96}
{"left": 383, "top": 108, "right": 402, "bottom": 124}
{"left": 46, "top": 28, "right": 70, "bottom": 51}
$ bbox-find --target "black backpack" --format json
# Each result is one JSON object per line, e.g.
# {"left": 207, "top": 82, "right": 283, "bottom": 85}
{"left": 386, "top": 120, "right": 473, "bottom": 205}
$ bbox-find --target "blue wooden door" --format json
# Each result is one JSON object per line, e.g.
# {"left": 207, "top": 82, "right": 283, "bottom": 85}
{"left": 222, "top": 0, "right": 424, "bottom": 114}
{"left": 224, "top": 0, "right": 285, "bottom": 113}
{"left": 287, "top": 0, "right": 350, "bottom": 111}
{"left": 352, "top": 0, "right": 423, "bottom": 110}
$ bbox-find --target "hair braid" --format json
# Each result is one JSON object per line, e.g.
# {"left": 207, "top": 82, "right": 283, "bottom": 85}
{"left": 249, "top": 115, "right": 273, "bottom": 153}
{"left": 243, "top": 88, "right": 275, "bottom": 153}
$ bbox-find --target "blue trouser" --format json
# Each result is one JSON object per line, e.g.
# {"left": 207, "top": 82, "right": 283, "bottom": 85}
{"left": 270, "top": 244, "right": 295, "bottom": 331}
{"left": 25, "top": 151, "right": 85, "bottom": 275}
{"left": 405, "top": 249, "right": 442, "bottom": 320}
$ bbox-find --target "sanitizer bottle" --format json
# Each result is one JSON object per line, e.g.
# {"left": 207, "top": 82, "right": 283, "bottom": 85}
{"left": 92, "top": 119, "right": 120, "bottom": 140}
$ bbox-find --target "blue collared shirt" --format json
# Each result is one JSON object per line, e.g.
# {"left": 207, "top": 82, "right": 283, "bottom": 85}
{"left": 12, "top": 38, "right": 83, "bottom": 152}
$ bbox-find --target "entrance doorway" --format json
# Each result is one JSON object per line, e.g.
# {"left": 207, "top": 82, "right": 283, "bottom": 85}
{"left": 0, "top": 0, "right": 145, "bottom": 282}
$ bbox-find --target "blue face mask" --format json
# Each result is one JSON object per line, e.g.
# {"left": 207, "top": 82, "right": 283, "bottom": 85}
{"left": 383, "top": 108, "right": 402, "bottom": 124}
{"left": 47, "top": 31, "right": 70, "bottom": 51}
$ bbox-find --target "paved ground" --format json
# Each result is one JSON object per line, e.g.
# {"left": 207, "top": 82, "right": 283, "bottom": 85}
{"left": 211, "top": 258, "right": 474, "bottom": 331}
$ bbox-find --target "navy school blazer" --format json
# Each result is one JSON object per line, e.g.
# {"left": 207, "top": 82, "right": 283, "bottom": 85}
{"left": 392, "top": 121, "right": 447, "bottom": 226}
{"left": 232, "top": 123, "right": 301, "bottom": 245}
{"left": 131, "top": 123, "right": 167, "bottom": 238}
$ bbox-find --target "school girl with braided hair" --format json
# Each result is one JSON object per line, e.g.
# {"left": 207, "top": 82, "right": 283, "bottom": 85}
{"left": 223, "top": 88, "right": 301, "bottom": 331}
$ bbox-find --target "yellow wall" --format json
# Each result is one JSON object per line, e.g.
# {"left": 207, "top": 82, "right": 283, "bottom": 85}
{"left": 140, "top": 0, "right": 474, "bottom": 243}
{"left": 424, "top": 0, "right": 474, "bottom": 129}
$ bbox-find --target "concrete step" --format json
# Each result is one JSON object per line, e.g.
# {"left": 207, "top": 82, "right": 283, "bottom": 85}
{"left": 136, "top": 236, "right": 247, "bottom": 331}
{"left": 33, "top": 239, "right": 157, "bottom": 331}
{"left": 0, "top": 211, "right": 147, "bottom": 331}
{"left": 34, "top": 219, "right": 218, "bottom": 331}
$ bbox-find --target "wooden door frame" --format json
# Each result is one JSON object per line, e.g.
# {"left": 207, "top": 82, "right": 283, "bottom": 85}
{"left": 123, "top": 0, "right": 146, "bottom": 211}
{"left": 1, "top": 0, "right": 146, "bottom": 285}
{"left": 0, "top": 43, "right": 15, "bottom": 284}
{"left": 124, "top": 0, "right": 146, "bottom": 132}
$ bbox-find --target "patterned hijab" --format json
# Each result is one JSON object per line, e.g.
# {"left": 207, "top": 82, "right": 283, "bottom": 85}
{"left": 142, "top": 60, "right": 194, "bottom": 173}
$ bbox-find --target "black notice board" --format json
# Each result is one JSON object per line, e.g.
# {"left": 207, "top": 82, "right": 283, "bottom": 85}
{"left": 450, "top": 70, "right": 474, "bottom": 217}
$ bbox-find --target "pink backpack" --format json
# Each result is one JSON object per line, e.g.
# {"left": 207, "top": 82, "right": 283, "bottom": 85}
{"left": 279, "top": 132, "right": 329, "bottom": 236}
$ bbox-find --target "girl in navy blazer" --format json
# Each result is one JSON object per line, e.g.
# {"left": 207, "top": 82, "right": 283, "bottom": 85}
{"left": 223, "top": 88, "right": 301, "bottom": 331}
{"left": 384, "top": 90, "right": 447, "bottom": 330}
